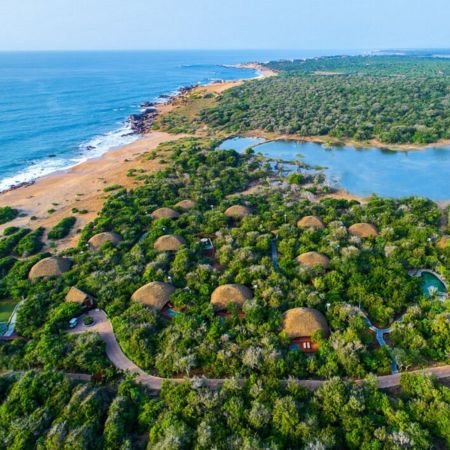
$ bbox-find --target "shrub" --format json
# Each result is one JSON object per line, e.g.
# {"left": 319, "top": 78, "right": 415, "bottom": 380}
{"left": 15, "top": 227, "right": 44, "bottom": 256}
{"left": 48, "top": 217, "right": 77, "bottom": 240}
{"left": 0, "top": 206, "right": 19, "bottom": 224}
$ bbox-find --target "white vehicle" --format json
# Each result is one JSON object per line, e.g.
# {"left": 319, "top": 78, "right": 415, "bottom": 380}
{"left": 69, "top": 318, "right": 78, "bottom": 329}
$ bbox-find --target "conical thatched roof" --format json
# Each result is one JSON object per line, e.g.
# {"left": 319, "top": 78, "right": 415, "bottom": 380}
{"left": 66, "top": 287, "right": 90, "bottom": 304}
{"left": 154, "top": 234, "right": 186, "bottom": 252}
{"left": 210, "top": 284, "right": 253, "bottom": 311}
{"left": 29, "top": 256, "right": 72, "bottom": 280}
{"left": 131, "top": 281, "right": 175, "bottom": 311}
{"left": 437, "top": 236, "right": 449, "bottom": 249}
{"left": 151, "top": 207, "right": 180, "bottom": 220}
{"left": 282, "top": 307, "right": 330, "bottom": 339}
{"left": 224, "top": 205, "right": 252, "bottom": 219}
{"left": 88, "top": 231, "right": 123, "bottom": 250}
{"left": 349, "top": 223, "right": 379, "bottom": 238}
{"left": 296, "top": 251, "right": 330, "bottom": 269}
{"left": 174, "top": 199, "right": 196, "bottom": 211}
{"left": 297, "top": 215, "right": 325, "bottom": 230}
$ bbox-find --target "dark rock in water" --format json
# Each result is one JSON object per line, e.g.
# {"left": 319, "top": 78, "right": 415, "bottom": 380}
{"left": 48, "top": 154, "right": 56, "bottom": 158}
{"left": 140, "top": 101, "right": 156, "bottom": 108}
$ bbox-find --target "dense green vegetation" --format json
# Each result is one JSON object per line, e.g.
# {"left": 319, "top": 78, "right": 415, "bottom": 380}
{"left": 158, "top": 56, "right": 450, "bottom": 145}
{"left": 0, "top": 206, "right": 19, "bottom": 225}
{"left": 0, "top": 131, "right": 448, "bottom": 445}
{"left": 0, "top": 138, "right": 447, "bottom": 383}
{"left": 47, "top": 216, "right": 76, "bottom": 240}
{"left": 0, "top": 371, "right": 448, "bottom": 449}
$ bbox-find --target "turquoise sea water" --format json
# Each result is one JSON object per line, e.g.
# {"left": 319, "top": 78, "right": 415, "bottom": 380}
{"left": 0, "top": 50, "right": 348, "bottom": 191}
{"left": 220, "top": 138, "right": 450, "bottom": 200}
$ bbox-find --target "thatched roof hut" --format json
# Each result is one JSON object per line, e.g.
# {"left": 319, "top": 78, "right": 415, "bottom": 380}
{"left": 297, "top": 215, "right": 325, "bottom": 230}
{"left": 66, "top": 287, "right": 89, "bottom": 304}
{"left": 131, "top": 281, "right": 175, "bottom": 311}
{"left": 154, "top": 235, "right": 186, "bottom": 252}
{"left": 29, "top": 256, "right": 72, "bottom": 280}
{"left": 174, "top": 199, "right": 196, "bottom": 211}
{"left": 282, "top": 307, "right": 330, "bottom": 339}
{"left": 348, "top": 223, "right": 379, "bottom": 238}
{"left": 437, "top": 236, "right": 449, "bottom": 250}
{"left": 151, "top": 207, "right": 180, "bottom": 220}
{"left": 88, "top": 231, "right": 123, "bottom": 250}
{"left": 211, "top": 284, "right": 253, "bottom": 311}
{"left": 65, "top": 287, "right": 95, "bottom": 308}
{"left": 224, "top": 205, "right": 252, "bottom": 219}
{"left": 296, "top": 251, "right": 330, "bottom": 269}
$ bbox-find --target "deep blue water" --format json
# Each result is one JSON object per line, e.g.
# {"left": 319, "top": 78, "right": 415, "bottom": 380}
{"left": 0, "top": 49, "right": 352, "bottom": 191}
{"left": 220, "top": 138, "right": 450, "bottom": 200}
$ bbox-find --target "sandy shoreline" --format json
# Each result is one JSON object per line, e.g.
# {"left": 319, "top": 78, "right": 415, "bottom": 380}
{"left": 0, "top": 132, "right": 188, "bottom": 249}
{"left": 0, "top": 61, "right": 447, "bottom": 249}
{"left": 0, "top": 65, "right": 270, "bottom": 248}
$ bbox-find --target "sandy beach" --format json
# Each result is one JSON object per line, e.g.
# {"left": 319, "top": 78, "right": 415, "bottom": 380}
{"left": 1, "top": 60, "right": 447, "bottom": 251}
{"left": 0, "top": 66, "right": 273, "bottom": 249}
{"left": 0, "top": 131, "right": 188, "bottom": 249}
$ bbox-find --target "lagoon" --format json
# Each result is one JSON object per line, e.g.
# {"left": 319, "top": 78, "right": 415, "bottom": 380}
{"left": 219, "top": 138, "right": 450, "bottom": 200}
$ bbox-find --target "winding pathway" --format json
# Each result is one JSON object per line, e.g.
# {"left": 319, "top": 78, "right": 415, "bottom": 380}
{"left": 71, "top": 309, "right": 450, "bottom": 391}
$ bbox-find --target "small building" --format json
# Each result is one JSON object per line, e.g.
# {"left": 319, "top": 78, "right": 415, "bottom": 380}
{"left": 151, "top": 207, "right": 180, "bottom": 220}
{"left": 174, "top": 199, "right": 196, "bottom": 211}
{"left": 210, "top": 284, "right": 253, "bottom": 313}
{"left": 349, "top": 223, "right": 379, "bottom": 238}
{"left": 154, "top": 235, "right": 186, "bottom": 252}
{"left": 296, "top": 251, "right": 330, "bottom": 269}
{"left": 88, "top": 231, "right": 123, "bottom": 251}
{"left": 65, "top": 287, "right": 95, "bottom": 309}
{"left": 200, "top": 238, "right": 215, "bottom": 257}
{"left": 131, "top": 281, "right": 179, "bottom": 318}
{"left": 29, "top": 256, "right": 72, "bottom": 280}
{"left": 224, "top": 205, "right": 252, "bottom": 220}
{"left": 282, "top": 307, "right": 330, "bottom": 352}
{"left": 297, "top": 215, "right": 325, "bottom": 230}
{"left": 437, "top": 236, "right": 449, "bottom": 250}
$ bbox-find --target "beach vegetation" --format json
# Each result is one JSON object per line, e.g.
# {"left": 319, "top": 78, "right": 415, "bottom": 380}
{"left": 0, "top": 206, "right": 19, "bottom": 225}
{"left": 47, "top": 216, "right": 76, "bottom": 240}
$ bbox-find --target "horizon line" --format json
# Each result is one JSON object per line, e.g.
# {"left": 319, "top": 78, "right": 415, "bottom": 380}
{"left": 0, "top": 47, "right": 449, "bottom": 53}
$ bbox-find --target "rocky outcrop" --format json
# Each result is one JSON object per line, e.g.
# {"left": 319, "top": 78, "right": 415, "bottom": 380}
{"left": 128, "top": 107, "right": 158, "bottom": 134}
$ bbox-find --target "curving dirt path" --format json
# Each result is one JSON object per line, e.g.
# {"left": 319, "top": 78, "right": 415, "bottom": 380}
{"left": 71, "top": 309, "right": 450, "bottom": 391}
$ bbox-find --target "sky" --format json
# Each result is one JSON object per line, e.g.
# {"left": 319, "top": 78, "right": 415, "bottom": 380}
{"left": 0, "top": 0, "right": 449, "bottom": 51}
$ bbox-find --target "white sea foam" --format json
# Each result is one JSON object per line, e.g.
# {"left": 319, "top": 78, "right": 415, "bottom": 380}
{"left": 0, "top": 122, "right": 139, "bottom": 192}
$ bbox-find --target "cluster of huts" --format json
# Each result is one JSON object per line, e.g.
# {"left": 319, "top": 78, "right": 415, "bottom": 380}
{"left": 26, "top": 202, "right": 380, "bottom": 353}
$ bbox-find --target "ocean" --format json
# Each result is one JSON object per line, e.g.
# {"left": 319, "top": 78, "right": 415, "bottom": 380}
{"left": 0, "top": 49, "right": 345, "bottom": 192}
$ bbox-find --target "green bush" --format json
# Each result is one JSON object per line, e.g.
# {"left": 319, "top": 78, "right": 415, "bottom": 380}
{"left": 0, "top": 206, "right": 18, "bottom": 224}
{"left": 15, "top": 227, "right": 44, "bottom": 256}
{"left": 48, "top": 217, "right": 76, "bottom": 240}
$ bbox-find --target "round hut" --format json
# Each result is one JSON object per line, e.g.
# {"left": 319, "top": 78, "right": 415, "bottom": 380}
{"left": 65, "top": 287, "right": 95, "bottom": 309}
{"left": 131, "top": 281, "right": 175, "bottom": 311}
{"left": 224, "top": 205, "right": 252, "bottom": 219}
{"left": 29, "top": 256, "right": 72, "bottom": 280}
{"left": 348, "top": 223, "right": 379, "bottom": 238}
{"left": 174, "top": 199, "right": 196, "bottom": 211}
{"left": 296, "top": 251, "right": 330, "bottom": 269}
{"left": 154, "top": 235, "right": 186, "bottom": 252}
{"left": 282, "top": 307, "right": 330, "bottom": 351}
{"left": 88, "top": 231, "right": 123, "bottom": 250}
{"left": 297, "top": 215, "right": 325, "bottom": 230}
{"left": 437, "top": 236, "right": 449, "bottom": 250}
{"left": 151, "top": 207, "right": 180, "bottom": 220}
{"left": 210, "top": 284, "right": 253, "bottom": 311}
